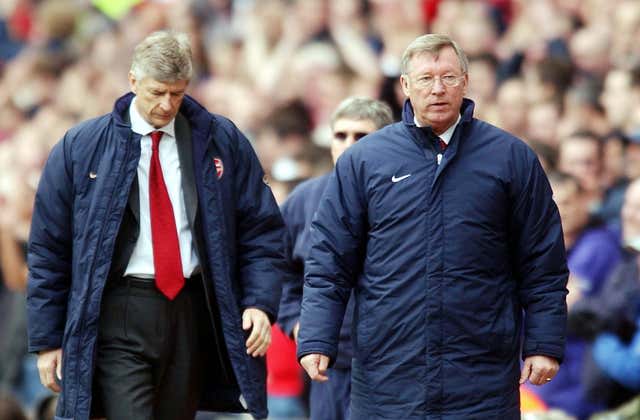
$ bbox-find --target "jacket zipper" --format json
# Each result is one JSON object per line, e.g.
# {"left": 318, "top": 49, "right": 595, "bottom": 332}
{"left": 73, "top": 131, "right": 132, "bottom": 415}
{"left": 196, "top": 123, "right": 232, "bottom": 383}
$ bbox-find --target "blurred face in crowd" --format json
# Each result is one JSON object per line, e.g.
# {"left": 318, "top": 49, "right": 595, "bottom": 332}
{"left": 129, "top": 73, "right": 188, "bottom": 128}
{"left": 551, "top": 177, "right": 590, "bottom": 244}
{"left": 625, "top": 143, "right": 640, "bottom": 180}
{"left": 401, "top": 47, "right": 468, "bottom": 135}
{"left": 331, "top": 118, "right": 378, "bottom": 164}
{"left": 558, "top": 136, "right": 601, "bottom": 193}
{"left": 602, "top": 135, "right": 626, "bottom": 186}
{"left": 496, "top": 79, "right": 528, "bottom": 136}
{"left": 600, "top": 69, "right": 633, "bottom": 128}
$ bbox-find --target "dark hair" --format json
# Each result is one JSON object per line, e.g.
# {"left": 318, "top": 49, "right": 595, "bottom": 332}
{"left": 547, "top": 171, "right": 584, "bottom": 194}
{"left": 528, "top": 139, "right": 558, "bottom": 170}
{"left": 262, "top": 100, "right": 312, "bottom": 138}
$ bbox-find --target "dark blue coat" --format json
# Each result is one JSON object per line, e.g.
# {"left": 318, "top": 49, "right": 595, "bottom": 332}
{"left": 297, "top": 99, "right": 569, "bottom": 419}
{"left": 279, "top": 174, "right": 354, "bottom": 368}
{"left": 27, "top": 93, "right": 286, "bottom": 420}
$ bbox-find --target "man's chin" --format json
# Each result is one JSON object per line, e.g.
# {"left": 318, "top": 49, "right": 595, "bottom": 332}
{"left": 151, "top": 116, "right": 172, "bottom": 128}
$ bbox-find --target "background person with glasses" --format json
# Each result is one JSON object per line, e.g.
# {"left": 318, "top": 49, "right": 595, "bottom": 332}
{"left": 297, "top": 33, "right": 568, "bottom": 419}
{"left": 279, "top": 96, "right": 394, "bottom": 420}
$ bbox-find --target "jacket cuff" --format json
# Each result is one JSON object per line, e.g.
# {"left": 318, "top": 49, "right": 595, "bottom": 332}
{"left": 522, "top": 340, "right": 565, "bottom": 364}
{"left": 296, "top": 341, "right": 337, "bottom": 367}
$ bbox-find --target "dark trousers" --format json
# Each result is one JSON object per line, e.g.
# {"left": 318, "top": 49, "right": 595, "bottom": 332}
{"left": 93, "top": 275, "right": 210, "bottom": 420}
{"left": 309, "top": 367, "right": 351, "bottom": 420}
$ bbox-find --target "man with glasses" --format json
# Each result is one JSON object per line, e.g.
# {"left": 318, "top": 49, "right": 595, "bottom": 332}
{"left": 297, "top": 34, "right": 568, "bottom": 419}
{"left": 279, "top": 97, "right": 393, "bottom": 420}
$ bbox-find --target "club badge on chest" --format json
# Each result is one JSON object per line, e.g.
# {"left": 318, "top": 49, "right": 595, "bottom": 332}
{"left": 213, "top": 157, "right": 224, "bottom": 179}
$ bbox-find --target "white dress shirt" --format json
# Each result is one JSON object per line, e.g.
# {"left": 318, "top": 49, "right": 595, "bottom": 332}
{"left": 414, "top": 113, "right": 461, "bottom": 145}
{"left": 124, "top": 97, "right": 200, "bottom": 278}
{"left": 415, "top": 114, "right": 461, "bottom": 165}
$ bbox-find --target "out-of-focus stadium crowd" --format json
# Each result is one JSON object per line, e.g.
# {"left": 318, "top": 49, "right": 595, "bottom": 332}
{"left": 0, "top": 0, "right": 639, "bottom": 419}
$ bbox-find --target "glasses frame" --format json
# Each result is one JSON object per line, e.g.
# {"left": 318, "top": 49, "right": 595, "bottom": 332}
{"left": 410, "top": 73, "right": 466, "bottom": 90}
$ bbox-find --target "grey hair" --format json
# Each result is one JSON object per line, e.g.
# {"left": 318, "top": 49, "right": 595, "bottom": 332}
{"left": 330, "top": 97, "right": 394, "bottom": 130}
{"left": 400, "top": 33, "right": 468, "bottom": 76}
{"left": 130, "top": 30, "right": 193, "bottom": 82}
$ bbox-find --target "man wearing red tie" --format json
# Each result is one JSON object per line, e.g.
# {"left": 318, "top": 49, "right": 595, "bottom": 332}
{"left": 27, "top": 30, "right": 286, "bottom": 420}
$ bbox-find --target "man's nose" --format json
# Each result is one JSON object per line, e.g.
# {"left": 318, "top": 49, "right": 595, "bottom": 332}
{"left": 159, "top": 95, "right": 172, "bottom": 110}
{"left": 431, "top": 78, "right": 446, "bottom": 94}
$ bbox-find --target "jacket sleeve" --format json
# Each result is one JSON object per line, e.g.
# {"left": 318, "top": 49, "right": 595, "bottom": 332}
{"left": 296, "top": 154, "right": 366, "bottom": 365}
{"left": 233, "top": 128, "right": 285, "bottom": 323}
{"left": 276, "top": 197, "right": 303, "bottom": 337}
{"left": 510, "top": 150, "right": 569, "bottom": 362}
{"left": 26, "top": 136, "right": 73, "bottom": 352}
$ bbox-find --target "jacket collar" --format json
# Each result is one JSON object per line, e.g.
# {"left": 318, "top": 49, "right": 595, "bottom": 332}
{"left": 113, "top": 93, "right": 215, "bottom": 161}
{"left": 402, "top": 97, "right": 475, "bottom": 133}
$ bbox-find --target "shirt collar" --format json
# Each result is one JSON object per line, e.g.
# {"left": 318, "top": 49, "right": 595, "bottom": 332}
{"left": 413, "top": 114, "right": 461, "bottom": 145}
{"left": 129, "top": 96, "right": 176, "bottom": 138}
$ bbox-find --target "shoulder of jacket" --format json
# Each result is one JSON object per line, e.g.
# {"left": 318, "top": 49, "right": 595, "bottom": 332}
{"left": 208, "top": 113, "right": 248, "bottom": 153}
{"left": 285, "top": 175, "right": 328, "bottom": 206}
{"left": 64, "top": 114, "right": 111, "bottom": 145}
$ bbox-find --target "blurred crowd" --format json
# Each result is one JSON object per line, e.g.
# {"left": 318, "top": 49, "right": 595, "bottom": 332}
{"left": 0, "top": 0, "right": 640, "bottom": 419}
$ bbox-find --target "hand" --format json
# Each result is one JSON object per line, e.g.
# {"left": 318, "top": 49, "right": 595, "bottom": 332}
{"left": 242, "top": 308, "right": 271, "bottom": 357}
{"left": 520, "top": 355, "right": 559, "bottom": 386}
{"left": 37, "top": 348, "right": 62, "bottom": 392}
{"left": 300, "top": 353, "right": 329, "bottom": 382}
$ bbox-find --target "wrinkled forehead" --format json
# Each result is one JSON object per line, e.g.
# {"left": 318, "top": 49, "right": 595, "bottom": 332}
{"left": 406, "top": 48, "right": 463, "bottom": 74}
{"left": 138, "top": 76, "right": 189, "bottom": 91}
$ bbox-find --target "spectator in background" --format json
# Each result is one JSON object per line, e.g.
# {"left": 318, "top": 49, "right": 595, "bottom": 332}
{"left": 527, "top": 99, "right": 562, "bottom": 149}
{"left": 598, "top": 131, "right": 630, "bottom": 228}
{"left": 495, "top": 77, "right": 529, "bottom": 139}
{"left": 298, "top": 33, "right": 567, "bottom": 419}
{"left": 624, "top": 132, "right": 640, "bottom": 182}
{"left": 279, "top": 96, "right": 393, "bottom": 420}
{"left": 548, "top": 172, "right": 621, "bottom": 302}
{"left": 465, "top": 52, "right": 499, "bottom": 122}
{"left": 557, "top": 131, "right": 604, "bottom": 219}
{"left": 556, "top": 130, "right": 627, "bottom": 227}
{"left": 569, "top": 178, "right": 640, "bottom": 411}
{"left": 528, "top": 172, "right": 620, "bottom": 420}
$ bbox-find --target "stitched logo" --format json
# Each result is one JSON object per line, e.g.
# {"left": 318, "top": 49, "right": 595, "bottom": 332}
{"left": 391, "top": 174, "right": 411, "bottom": 183}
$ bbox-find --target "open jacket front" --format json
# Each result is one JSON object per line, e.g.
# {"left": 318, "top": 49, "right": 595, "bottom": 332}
{"left": 27, "top": 93, "right": 286, "bottom": 420}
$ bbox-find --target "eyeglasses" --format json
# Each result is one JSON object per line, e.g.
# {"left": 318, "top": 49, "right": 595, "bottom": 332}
{"left": 333, "top": 131, "right": 370, "bottom": 142}
{"left": 410, "top": 74, "right": 465, "bottom": 90}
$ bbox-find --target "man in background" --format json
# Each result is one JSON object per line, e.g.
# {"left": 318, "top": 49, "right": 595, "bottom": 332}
{"left": 279, "top": 96, "right": 393, "bottom": 420}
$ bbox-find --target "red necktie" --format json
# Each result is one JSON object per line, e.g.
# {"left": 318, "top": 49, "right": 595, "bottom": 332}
{"left": 438, "top": 138, "right": 447, "bottom": 151}
{"left": 149, "top": 131, "right": 184, "bottom": 300}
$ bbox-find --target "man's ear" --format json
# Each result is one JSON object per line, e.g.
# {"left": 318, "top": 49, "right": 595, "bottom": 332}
{"left": 462, "top": 73, "right": 469, "bottom": 96}
{"left": 128, "top": 72, "right": 137, "bottom": 94}
{"left": 400, "top": 74, "right": 410, "bottom": 97}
